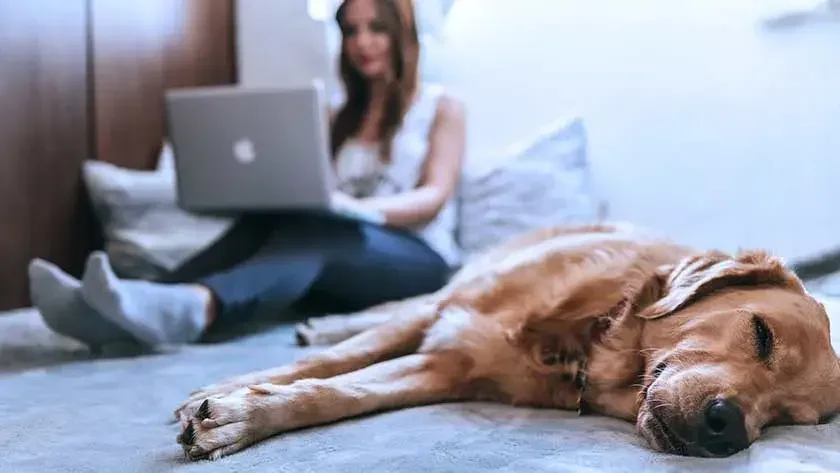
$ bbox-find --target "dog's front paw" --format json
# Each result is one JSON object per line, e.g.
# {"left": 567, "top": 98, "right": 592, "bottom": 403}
{"left": 176, "top": 386, "right": 273, "bottom": 461}
{"left": 174, "top": 384, "right": 236, "bottom": 424}
{"left": 174, "top": 374, "right": 270, "bottom": 423}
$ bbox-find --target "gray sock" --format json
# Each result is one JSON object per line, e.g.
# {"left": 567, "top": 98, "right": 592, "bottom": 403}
{"left": 28, "top": 259, "right": 136, "bottom": 348}
{"left": 80, "top": 252, "right": 208, "bottom": 345}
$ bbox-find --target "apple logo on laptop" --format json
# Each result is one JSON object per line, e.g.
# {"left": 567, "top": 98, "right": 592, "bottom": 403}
{"left": 233, "top": 138, "right": 256, "bottom": 164}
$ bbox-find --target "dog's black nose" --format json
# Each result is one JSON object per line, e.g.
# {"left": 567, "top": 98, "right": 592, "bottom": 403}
{"left": 697, "top": 398, "right": 750, "bottom": 456}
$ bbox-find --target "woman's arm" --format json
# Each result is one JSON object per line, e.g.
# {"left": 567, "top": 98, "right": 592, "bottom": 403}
{"left": 360, "top": 94, "right": 467, "bottom": 228}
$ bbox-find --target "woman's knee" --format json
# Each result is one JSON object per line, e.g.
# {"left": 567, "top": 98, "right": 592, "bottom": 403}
{"left": 311, "top": 253, "right": 446, "bottom": 310}
{"left": 412, "top": 259, "right": 450, "bottom": 293}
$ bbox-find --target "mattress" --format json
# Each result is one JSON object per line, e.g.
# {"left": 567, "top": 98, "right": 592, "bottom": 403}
{"left": 2, "top": 299, "right": 840, "bottom": 472}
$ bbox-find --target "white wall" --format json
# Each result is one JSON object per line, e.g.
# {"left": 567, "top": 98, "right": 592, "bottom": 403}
{"left": 440, "top": 0, "right": 840, "bottom": 261}
{"left": 236, "top": 0, "right": 338, "bottom": 97}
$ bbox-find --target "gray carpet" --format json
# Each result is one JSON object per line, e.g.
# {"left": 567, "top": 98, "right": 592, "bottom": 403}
{"left": 3, "top": 304, "right": 840, "bottom": 473}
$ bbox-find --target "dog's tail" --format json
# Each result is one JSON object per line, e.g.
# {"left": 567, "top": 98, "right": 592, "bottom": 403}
{"left": 295, "top": 294, "right": 440, "bottom": 347}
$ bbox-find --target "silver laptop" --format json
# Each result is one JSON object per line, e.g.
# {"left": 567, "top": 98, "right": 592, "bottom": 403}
{"left": 164, "top": 81, "right": 333, "bottom": 215}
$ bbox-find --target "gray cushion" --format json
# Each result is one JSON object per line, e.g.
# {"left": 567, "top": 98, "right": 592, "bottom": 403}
{"left": 457, "top": 116, "right": 598, "bottom": 258}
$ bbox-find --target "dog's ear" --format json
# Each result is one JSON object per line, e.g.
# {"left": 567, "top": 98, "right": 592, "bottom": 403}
{"left": 638, "top": 250, "right": 804, "bottom": 320}
{"left": 509, "top": 261, "right": 664, "bottom": 373}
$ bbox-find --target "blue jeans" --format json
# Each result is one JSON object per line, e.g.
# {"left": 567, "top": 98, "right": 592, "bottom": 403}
{"left": 161, "top": 212, "right": 449, "bottom": 327}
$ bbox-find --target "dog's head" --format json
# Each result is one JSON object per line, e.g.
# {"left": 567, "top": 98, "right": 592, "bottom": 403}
{"left": 636, "top": 250, "right": 840, "bottom": 457}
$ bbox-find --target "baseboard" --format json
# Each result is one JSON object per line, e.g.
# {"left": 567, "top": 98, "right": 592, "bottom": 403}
{"left": 789, "top": 246, "right": 840, "bottom": 281}
{"left": 762, "top": 1, "right": 840, "bottom": 29}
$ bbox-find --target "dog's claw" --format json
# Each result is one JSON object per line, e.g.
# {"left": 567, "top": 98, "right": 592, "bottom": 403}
{"left": 188, "top": 446, "right": 209, "bottom": 461}
{"left": 295, "top": 321, "right": 312, "bottom": 346}
{"left": 196, "top": 399, "right": 211, "bottom": 420}
{"left": 179, "top": 421, "right": 196, "bottom": 446}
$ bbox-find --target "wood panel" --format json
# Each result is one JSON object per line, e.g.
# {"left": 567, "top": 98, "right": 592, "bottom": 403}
{"left": 0, "top": 0, "right": 93, "bottom": 310}
{"left": 0, "top": 0, "right": 236, "bottom": 310}
{"left": 91, "top": 0, "right": 237, "bottom": 169}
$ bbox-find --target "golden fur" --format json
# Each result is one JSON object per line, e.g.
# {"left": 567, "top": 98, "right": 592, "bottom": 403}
{"left": 174, "top": 223, "right": 840, "bottom": 460}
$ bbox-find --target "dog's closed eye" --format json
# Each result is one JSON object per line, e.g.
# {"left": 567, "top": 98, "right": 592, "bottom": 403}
{"left": 752, "top": 314, "right": 774, "bottom": 364}
{"left": 642, "top": 361, "right": 668, "bottom": 400}
{"left": 651, "top": 361, "right": 667, "bottom": 380}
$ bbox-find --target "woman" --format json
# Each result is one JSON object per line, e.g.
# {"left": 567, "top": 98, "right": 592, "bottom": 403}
{"left": 28, "top": 0, "right": 466, "bottom": 350}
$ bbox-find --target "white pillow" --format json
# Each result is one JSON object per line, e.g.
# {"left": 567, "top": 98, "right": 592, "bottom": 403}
{"left": 82, "top": 144, "right": 234, "bottom": 278}
{"left": 457, "top": 116, "right": 599, "bottom": 257}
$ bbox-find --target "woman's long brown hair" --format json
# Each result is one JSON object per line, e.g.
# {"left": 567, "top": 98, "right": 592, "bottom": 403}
{"left": 330, "top": 0, "right": 420, "bottom": 164}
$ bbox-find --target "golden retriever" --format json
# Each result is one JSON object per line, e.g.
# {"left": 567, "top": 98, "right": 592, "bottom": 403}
{"left": 174, "top": 223, "right": 840, "bottom": 460}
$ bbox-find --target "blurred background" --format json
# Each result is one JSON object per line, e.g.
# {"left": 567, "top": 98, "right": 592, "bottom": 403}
{"left": 1, "top": 0, "right": 839, "bottom": 309}
{"left": 434, "top": 0, "right": 840, "bottom": 263}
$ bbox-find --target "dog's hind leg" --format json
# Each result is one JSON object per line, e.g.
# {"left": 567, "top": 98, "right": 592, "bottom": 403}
{"left": 178, "top": 351, "right": 471, "bottom": 461}
{"left": 175, "top": 306, "right": 438, "bottom": 422}
{"left": 294, "top": 294, "right": 440, "bottom": 346}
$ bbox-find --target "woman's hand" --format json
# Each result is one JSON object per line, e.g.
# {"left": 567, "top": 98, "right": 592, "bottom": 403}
{"left": 330, "top": 191, "right": 356, "bottom": 210}
{"left": 330, "top": 191, "right": 386, "bottom": 225}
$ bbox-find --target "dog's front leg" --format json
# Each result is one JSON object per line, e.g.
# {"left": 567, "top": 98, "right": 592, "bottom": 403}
{"left": 175, "top": 312, "right": 437, "bottom": 422}
{"left": 177, "top": 352, "right": 469, "bottom": 461}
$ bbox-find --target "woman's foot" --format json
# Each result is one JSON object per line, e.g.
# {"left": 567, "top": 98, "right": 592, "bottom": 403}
{"left": 81, "top": 252, "right": 210, "bottom": 345}
{"left": 28, "top": 259, "right": 136, "bottom": 349}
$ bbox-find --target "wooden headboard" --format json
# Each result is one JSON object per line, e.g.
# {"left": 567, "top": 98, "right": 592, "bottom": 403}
{"left": 0, "top": 0, "right": 236, "bottom": 310}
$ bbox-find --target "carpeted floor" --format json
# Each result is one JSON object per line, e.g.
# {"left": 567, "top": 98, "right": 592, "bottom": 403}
{"left": 3, "top": 300, "right": 840, "bottom": 473}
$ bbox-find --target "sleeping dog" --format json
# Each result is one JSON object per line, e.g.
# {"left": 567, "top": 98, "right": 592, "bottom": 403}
{"left": 174, "top": 223, "right": 840, "bottom": 460}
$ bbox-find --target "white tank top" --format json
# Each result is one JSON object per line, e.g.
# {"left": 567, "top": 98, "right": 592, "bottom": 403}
{"left": 333, "top": 83, "right": 461, "bottom": 267}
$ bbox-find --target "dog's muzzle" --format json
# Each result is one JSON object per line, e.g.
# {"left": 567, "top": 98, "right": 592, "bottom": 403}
{"left": 642, "top": 397, "right": 750, "bottom": 457}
